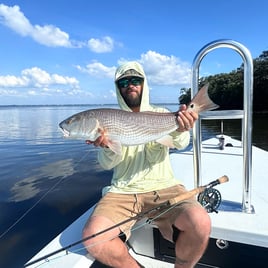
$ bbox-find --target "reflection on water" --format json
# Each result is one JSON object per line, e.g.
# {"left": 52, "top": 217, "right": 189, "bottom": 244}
{"left": 9, "top": 159, "right": 75, "bottom": 202}
{"left": 0, "top": 105, "right": 114, "bottom": 268}
{"left": 0, "top": 105, "right": 267, "bottom": 268}
{"left": 0, "top": 106, "right": 85, "bottom": 144}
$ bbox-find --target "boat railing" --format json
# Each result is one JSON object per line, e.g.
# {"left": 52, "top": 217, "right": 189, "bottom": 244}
{"left": 191, "top": 39, "right": 254, "bottom": 213}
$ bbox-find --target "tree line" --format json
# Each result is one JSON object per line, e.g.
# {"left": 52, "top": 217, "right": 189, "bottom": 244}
{"left": 179, "top": 50, "right": 268, "bottom": 112}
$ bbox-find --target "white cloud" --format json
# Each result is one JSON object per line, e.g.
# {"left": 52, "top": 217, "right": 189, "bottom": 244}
{"left": 0, "top": 88, "right": 20, "bottom": 96}
{"left": 110, "top": 89, "right": 116, "bottom": 98}
{"left": 0, "top": 67, "right": 79, "bottom": 88}
{"left": 32, "top": 24, "right": 72, "bottom": 47}
{"left": 0, "top": 4, "right": 116, "bottom": 51}
{"left": 0, "top": 66, "right": 109, "bottom": 103}
{"left": 0, "top": 67, "right": 105, "bottom": 104}
{"left": 139, "top": 50, "right": 191, "bottom": 86}
{"left": 28, "top": 90, "right": 38, "bottom": 96}
{"left": 21, "top": 67, "right": 51, "bottom": 86}
{"left": 76, "top": 61, "right": 116, "bottom": 78}
{"left": 0, "top": 67, "right": 83, "bottom": 100}
{"left": 52, "top": 74, "right": 78, "bottom": 85}
{"left": 88, "top": 36, "right": 114, "bottom": 53}
{"left": 77, "top": 51, "right": 191, "bottom": 87}
{"left": 0, "top": 4, "right": 31, "bottom": 35}
{"left": 0, "top": 4, "right": 73, "bottom": 47}
{"left": 0, "top": 75, "right": 29, "bottom": 87}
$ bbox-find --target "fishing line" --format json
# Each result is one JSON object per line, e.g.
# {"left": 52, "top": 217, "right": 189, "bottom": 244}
{"left": 25, "top": 200, "right": 179, "bottom": 268}
{"left": 0, "top": 147, "right": 91, "bottom": 240}
{"left": 24, "top": 176, "right": 229, "bottom": 267}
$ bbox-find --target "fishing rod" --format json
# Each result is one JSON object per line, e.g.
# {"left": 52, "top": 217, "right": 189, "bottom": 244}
{"left": 24, "top": 175, "right": 229, "bottom": 267}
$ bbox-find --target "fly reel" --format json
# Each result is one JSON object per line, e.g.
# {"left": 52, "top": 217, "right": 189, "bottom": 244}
{"left": 198, "top": 188, "right": 222, "bottom": 213}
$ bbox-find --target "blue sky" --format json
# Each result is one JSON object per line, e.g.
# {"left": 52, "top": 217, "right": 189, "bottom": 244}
{"left": 0, "top": 0, "right": 267, "bottom": 105}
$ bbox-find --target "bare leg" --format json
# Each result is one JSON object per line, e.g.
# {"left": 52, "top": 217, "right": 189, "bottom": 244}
{"left": 173, "top": 206, "right": 211, "bottom": 268}
{"left": 82, "top": 216, "right": 140, "bottom": 268}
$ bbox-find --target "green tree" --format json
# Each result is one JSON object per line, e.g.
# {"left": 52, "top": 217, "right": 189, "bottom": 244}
{"left": 179, "top": 50, "right": 268, "bottom": 111}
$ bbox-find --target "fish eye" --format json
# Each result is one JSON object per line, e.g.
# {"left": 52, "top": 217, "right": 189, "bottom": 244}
{"left": 66, "top": 117, "right": 74, "bottom": 125}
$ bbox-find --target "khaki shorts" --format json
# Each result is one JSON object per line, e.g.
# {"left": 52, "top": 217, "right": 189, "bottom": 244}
{"left": 91, "top": 184, "right": 202, "bottom": 242}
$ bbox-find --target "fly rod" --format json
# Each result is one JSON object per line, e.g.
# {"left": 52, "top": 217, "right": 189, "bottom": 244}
{"left": 24, "top": 175, "right": 229, "bottom": 267}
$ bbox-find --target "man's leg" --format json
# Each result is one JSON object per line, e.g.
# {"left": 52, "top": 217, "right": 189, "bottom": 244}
{"left": 173, "top": 206, "right": 211, "bottom": 268}
{"left": 82, "top": 215, "right": 141, "bottom": 268}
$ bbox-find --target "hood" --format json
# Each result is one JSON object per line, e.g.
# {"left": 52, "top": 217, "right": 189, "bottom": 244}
{"left": 114, "top": 61, "right": 151, "bottom": 112}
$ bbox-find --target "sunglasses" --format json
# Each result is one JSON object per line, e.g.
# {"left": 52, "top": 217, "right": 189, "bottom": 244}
{"left": 117, "top": 77, "right": 143, "bottom": 89}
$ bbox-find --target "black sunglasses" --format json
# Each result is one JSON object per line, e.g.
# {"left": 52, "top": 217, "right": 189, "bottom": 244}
{"left": 117, "top": 77, "right": 143, "bottom": 89}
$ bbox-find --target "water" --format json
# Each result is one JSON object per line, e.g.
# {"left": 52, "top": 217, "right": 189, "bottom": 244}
{"left": 0, "top": 105, "right": 267, "bottom": 268}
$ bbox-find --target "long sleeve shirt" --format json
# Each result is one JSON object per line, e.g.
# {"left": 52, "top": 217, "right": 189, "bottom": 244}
{"left": 98, "top": 112, "right": 190, "bottom": 194}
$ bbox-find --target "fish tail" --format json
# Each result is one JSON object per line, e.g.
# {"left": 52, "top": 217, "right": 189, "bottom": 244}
{"left": 188, "top": 83, "right": 219, "bottom": 112}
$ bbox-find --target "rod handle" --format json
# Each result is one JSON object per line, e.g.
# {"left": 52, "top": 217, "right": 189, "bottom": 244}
{"left": 168, "top": 175, "right": 229, "bottom": 206}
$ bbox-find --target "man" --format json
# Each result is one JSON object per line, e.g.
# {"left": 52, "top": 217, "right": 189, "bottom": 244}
{"left": 83, "top": 61, "right": 211, "bottom": 268}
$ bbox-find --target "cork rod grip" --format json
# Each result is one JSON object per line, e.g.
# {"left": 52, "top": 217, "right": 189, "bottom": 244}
{"left": 168, "top": 175, "right": 229, "bottom": 206}
{"left": 218, "top": 175, "right": 229, "bottom": 184}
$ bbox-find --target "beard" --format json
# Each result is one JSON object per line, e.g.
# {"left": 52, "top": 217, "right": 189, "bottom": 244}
{"left": 121, "top": 90, "right": 142, "bottom": 108}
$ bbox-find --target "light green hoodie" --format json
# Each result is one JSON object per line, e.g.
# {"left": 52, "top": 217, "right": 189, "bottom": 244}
{"left": 98, "top": 61, "right": 190, "bottom": 194}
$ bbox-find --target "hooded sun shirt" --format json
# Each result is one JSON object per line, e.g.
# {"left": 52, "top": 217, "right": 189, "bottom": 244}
{"left": 98, "top": 61, "right": 190, "bottom": 194}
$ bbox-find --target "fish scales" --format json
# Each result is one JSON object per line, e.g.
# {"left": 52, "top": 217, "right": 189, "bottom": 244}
{"left": 59, "top": 83, "right": 219, "bottom": 154}
{"left": 91, "top": 109, "right": 178, "bottom": 145}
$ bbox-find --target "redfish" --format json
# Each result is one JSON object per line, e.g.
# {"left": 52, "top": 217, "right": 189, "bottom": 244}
{"left": 59, "top": 84, "right": 218, "bottom": 154}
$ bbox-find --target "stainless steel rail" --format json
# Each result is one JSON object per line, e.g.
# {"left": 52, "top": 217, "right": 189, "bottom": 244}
{"left": 191, "top": 39, "right": 254, "bottom": 213}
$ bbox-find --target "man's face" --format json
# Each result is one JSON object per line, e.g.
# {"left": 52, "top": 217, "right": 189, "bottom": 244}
{"left": 117, "top": 76, "right": 144, "bottom": 109}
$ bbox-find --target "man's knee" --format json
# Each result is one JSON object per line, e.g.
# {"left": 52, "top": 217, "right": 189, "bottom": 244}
{"left": 174, "top": 205, "right": 211, "bottom": 236}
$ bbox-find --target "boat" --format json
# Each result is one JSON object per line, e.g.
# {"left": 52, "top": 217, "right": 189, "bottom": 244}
{"left": 25, "top": 40, "right": 268, "bottom": 268}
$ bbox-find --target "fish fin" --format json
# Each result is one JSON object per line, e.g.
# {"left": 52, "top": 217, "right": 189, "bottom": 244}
{"left": 156, "top": 135, "right": 175, "bottom": 148}
{"left": 187, "top": 83, "right": 219, "bottom": 113}
{"left": 106, "top": 139, "right": 123, "bottom": 155}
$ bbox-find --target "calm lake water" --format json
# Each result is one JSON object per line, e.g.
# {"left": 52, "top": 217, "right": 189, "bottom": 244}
{"left": 0, "top": 105, "right": 267, "bottom": 268}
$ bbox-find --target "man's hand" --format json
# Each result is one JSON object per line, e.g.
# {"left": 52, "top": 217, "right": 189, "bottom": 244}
{"left": 85, "top": 128, "right": 109, "bottom": 148}
{"left": 176, "top": 104, "right": 198, "bottom": 132}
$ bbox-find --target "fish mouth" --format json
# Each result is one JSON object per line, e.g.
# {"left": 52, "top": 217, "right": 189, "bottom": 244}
{"left": 59, "top": 127, "right": 70, "bottom": 137}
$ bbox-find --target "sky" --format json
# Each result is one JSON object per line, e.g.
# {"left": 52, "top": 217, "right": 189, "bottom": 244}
{"left": 0, "top": 0, "right": 267, "bottom": 105}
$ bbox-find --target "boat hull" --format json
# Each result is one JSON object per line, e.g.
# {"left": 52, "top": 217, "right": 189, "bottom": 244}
{"left": 25, "top": 137, "right": 268, "bottom": 268}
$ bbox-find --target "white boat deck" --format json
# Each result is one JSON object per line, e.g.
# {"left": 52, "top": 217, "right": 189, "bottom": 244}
{"left": 170, "top": 137, "right": 268, "bottom": 248}
{"left": 26, "top": 136, "right": 268, "bottom": 267}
